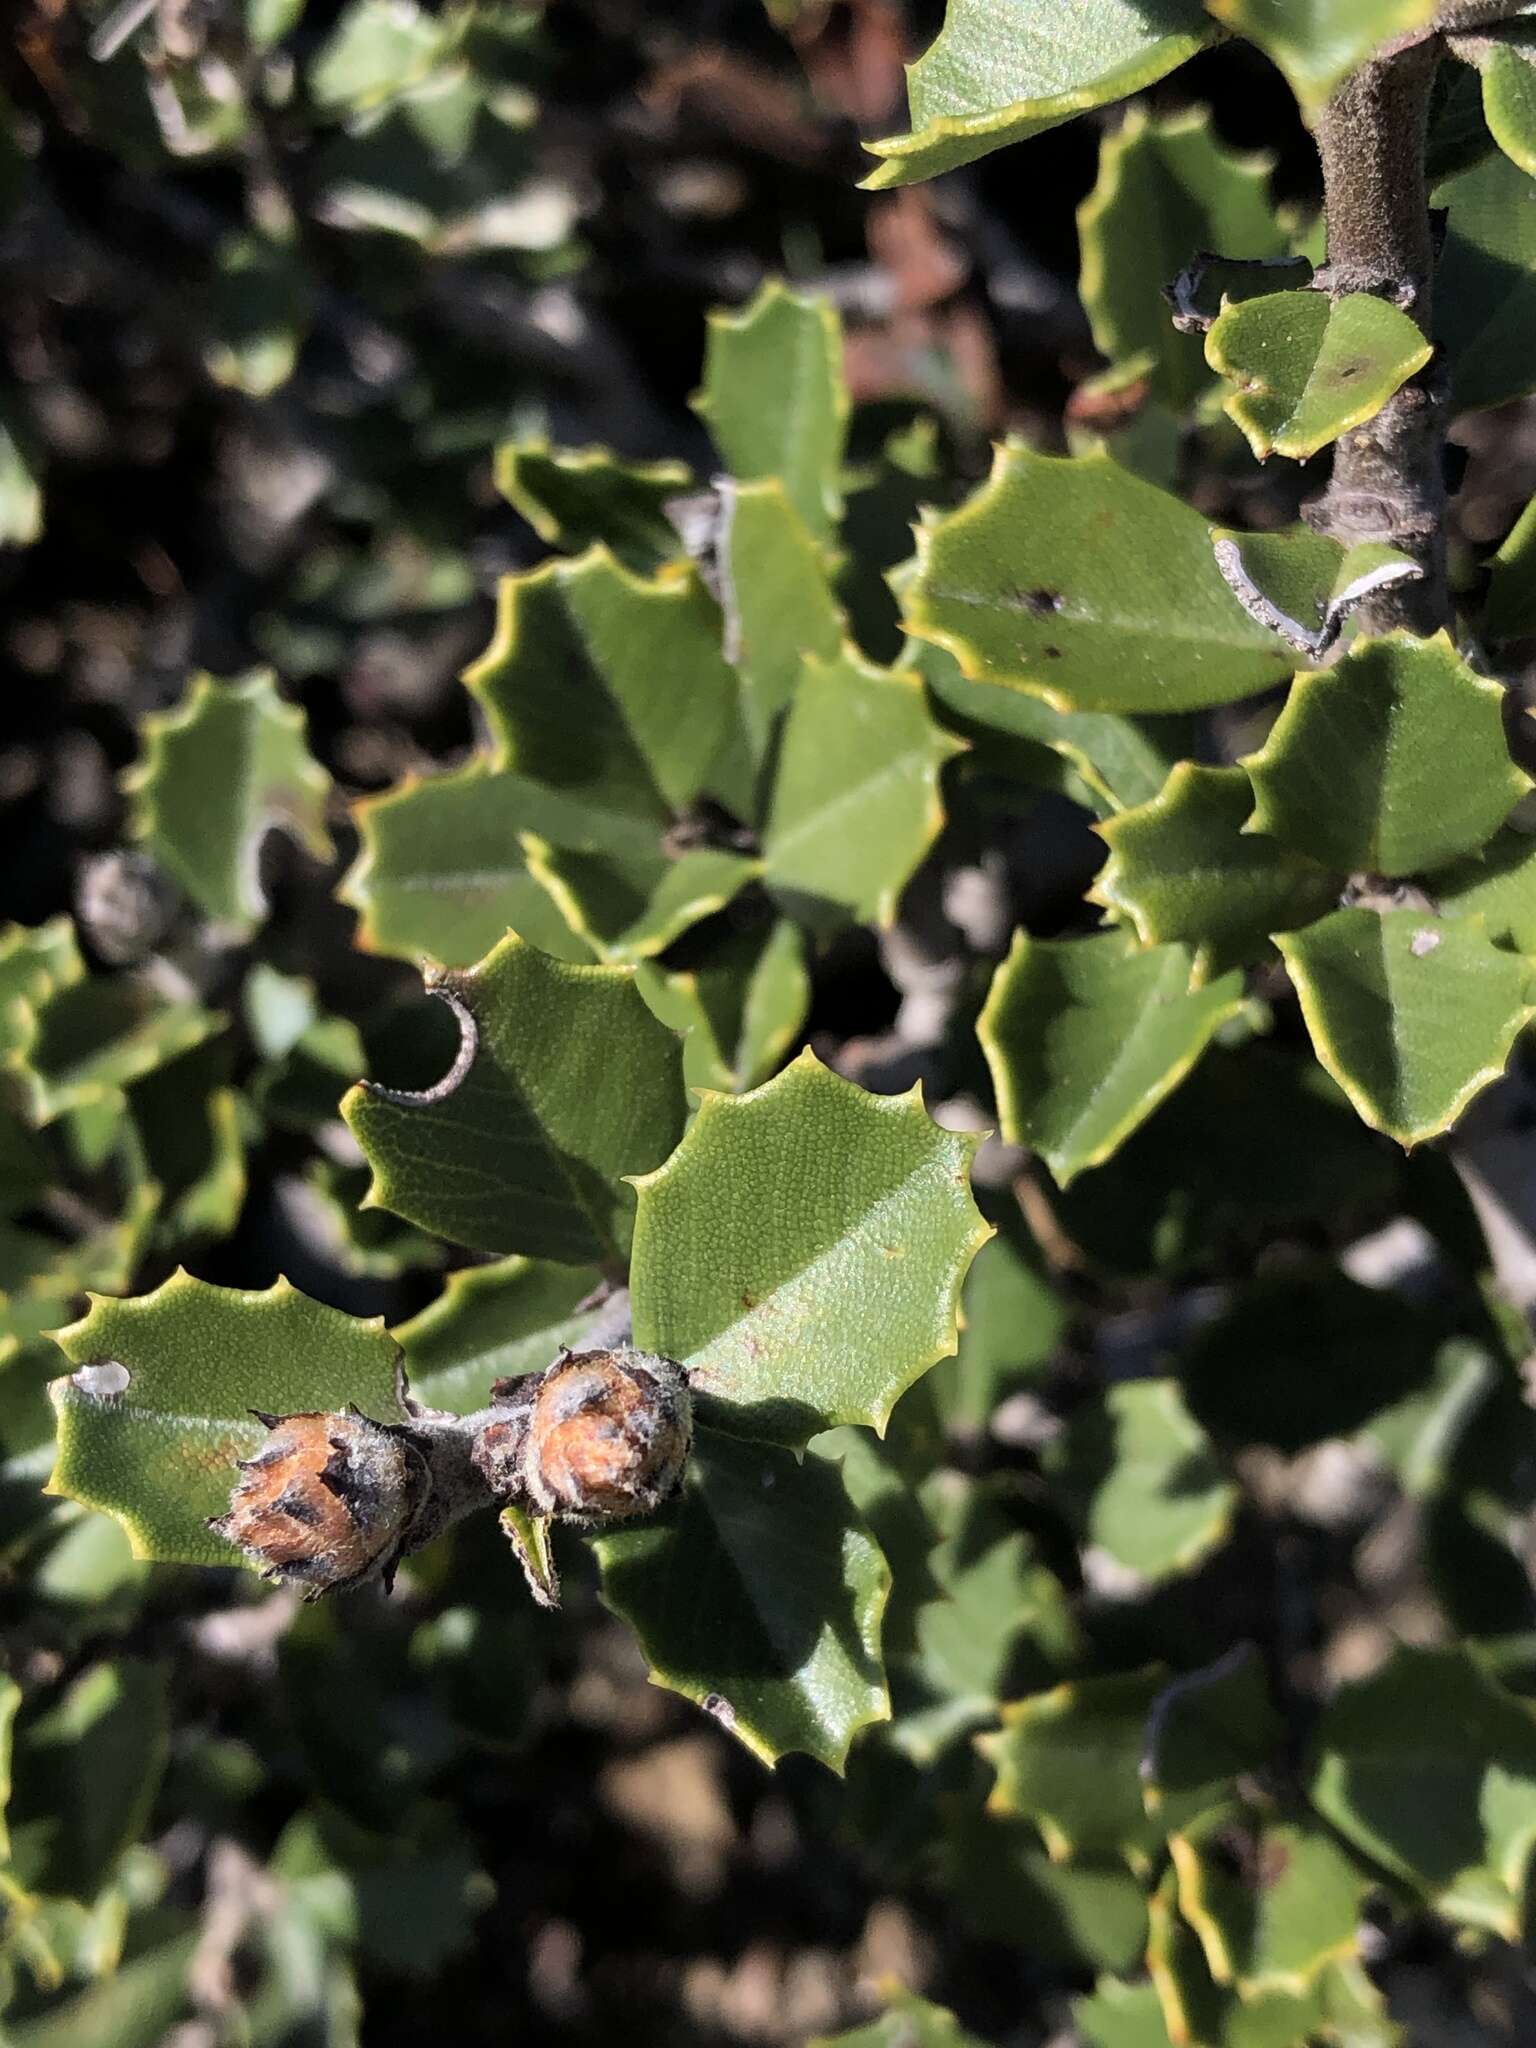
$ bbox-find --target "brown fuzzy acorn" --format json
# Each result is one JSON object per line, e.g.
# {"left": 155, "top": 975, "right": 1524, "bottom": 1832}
{"left": 472, "top": 1348, "right": 692, "bottom": 1524}
{"left": 210, "top": 1408, "right": 429, "bottom": 1594}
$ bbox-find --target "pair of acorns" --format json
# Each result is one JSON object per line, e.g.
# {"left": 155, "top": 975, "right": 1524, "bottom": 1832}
{"left": 211, "top": 1347, "right": 693, "bottom": 1597}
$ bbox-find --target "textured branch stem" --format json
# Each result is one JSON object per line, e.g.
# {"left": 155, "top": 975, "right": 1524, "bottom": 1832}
{"left": 1307, "top": 39, "right": 1449, "bottom": 636}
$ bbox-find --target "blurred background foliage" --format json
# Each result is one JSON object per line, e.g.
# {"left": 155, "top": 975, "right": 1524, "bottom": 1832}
{"left": 7, "top": 2, "right": 1536, "bottom": 2045}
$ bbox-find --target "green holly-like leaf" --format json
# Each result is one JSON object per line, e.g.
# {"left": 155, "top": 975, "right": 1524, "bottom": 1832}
{"left": 1171, "top": 1810, "right": 1372, "bottom": 1996}
{"left": 1486, "top": 491, "right": 1536, "bottom": 641}
{"left": 1049, "top": 1379, "right": 1239, "bottom": 1584}
{"left": 394, "top": 1257, "right": 608, "bottom": 1415}
{"left": 893, "top": 1498, "right": 1080, "bottom": 1763}
{"left": 1093, "top": 763, "right": 1339, "bottom": 982}
{"left": 493, "top": 440, "right": 692, "bottom": 572}
{"left": 1309, "top": 1643, "right": 1536, "bottom": 1936}
{"left": 340, "top": 762, "right": 618, "bottom": 968}
{"left": 981, "top": 1669, "right": 1166, "bottom": 1869}
{"left": 8, "top": 973, "right": 219, "bottom": 1128}
{"left": 978, "top": 929, "right": 1246, "bottom": 1185}
{"left": 904, "top": 445, "right": 1293, "bottom": 715}
{"left": 863, "top": 0, "right": 1215, "bottom": 190}
{"left": 694, "top": 281, "right": 846, "bottom": 541}
{"left": 763, "top": 648, "right": 963, "bottom": 927}
{"left": 123, "top": 670, "right": 332, "bottom": 931}
{"left": 5, "top": 1661, "right": 170, "bottom": 1904}
{"left": 1141, "top": 1645, "right": 1284, "bottom": 1835}
{"left": 1074, "top": 1979, "right": 1174, "bottom": 2048}
{"left": 717, "top": 477, "right": 845, "bottom": 778}
{"left": 637, "top": 918, "right": 811, "bottom": 1096}
{"left": 1435, "top": 146, "right": 1536, "bottom": 413}
{"left": 1147, "top": 1861, "right": 1226, "bottom": 2048}
{"left": 466, "top": 547, "right": 736, "bottom": 821}
{"left": 344, "top": 933, "right": 686, "bottom": 1262}
{"left": 593, "top": 1427, "right": 889, "bottom": 1771}
{"left": 1205, "top": 290, "right": 1431, "bottom": 461}
{"left": 1439, "top": 826, "right": 1536, "bottom": 953}
{"left": 1277, "top": 907, "right": 1532, "bottom": 1143}
{"left": 524, "top": 842, "right": 762, "bottom": 966}
{"left": 629, "top": 1049, "right": 990, "bottom": 1448}
{"left": 1205, "top": 0, "right": 1436, "bottom": 113}
{"left": 941, "top": 1802, "right": 1150, "bottom": 1970}
{"left": 46, "top": 1271, "right": 408, "bottom": 1567}
{"left": 809, "top": 1987, "right": 996, "bottom": 2048}
{"left": 1244, "top": 632, "right": 1530, "bottom": 876}
{"left": 1078, "top": 107, "right": 1287, "bottom": 412}
{"left": 1483, "top": 40, "right": 1536, "bottom": 178}
{"left": 922, "top": 640, "right": 1194, "bottom": 813}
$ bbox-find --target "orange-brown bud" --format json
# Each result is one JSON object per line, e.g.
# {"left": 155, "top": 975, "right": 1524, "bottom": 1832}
{"left": 472, "top": 1349, "right": 691, "bottom": 1524}
{"left": 210, "top": 1409, "right": 427, "bottom": 1595}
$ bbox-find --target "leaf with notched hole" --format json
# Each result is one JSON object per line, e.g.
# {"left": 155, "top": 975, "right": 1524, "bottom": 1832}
{"left": 344, "top": 933, "right": 686, "bottom": 1263}
{"left": 46, "top": 1271, "right": 407, "bottom": 1567}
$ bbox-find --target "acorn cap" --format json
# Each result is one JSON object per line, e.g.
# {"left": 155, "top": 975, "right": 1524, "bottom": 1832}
{"left": 210, "top": 1409, "right": 429, "bottom": 1595}
{"left": 519, "top": 1348, "right": 692, "bottom": 1524}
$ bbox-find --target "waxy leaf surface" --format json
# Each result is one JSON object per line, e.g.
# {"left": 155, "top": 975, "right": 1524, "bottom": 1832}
{"left": 1079, "top": 107, "right": 1287, "bottom": 410}
{"left": 1277, "top": 908, "right": 1531, "bottom": 1144}
{"left": 47, "top": 1271, "right": 407, "bottom": 1567}
{"left": 978, "top": 930, "right": 1245, "bottom": 1184}
{"left": 1244, "top": 632, "right": 1529, "bottom": 876}
{"left": 344, "top": 933, "right": 685, "bottom": 1262}
{"left": 594, "top": 1427, "right": 889, "bottom": 1770}
{"left": 981, "top": 1670, "right": 1165, "bottom": 1867}
{"left": 1094, "top": 763, "right": 1338, "bottom": 981}
{"left": 1050, "top": 1378, "right": 1238, "bottom": 1583}
{"left": 341, "top": 762, "right": 614, "bottom": 968}
{"left": 1205, "top": 0, "right": 1435, "bottom": 112}
{"left": 1206, "top": 290, "right": 1431, "bottom": 461}
{"left": 922, "top": 640, "right": 1193, "bottom": 812}
{"left": 466, "top": 548, "right": 735, "bottom": 820}
{"left": 905, "top": 446, "right": 1293, "bottom": 714}
{"left": 864, "top": 0, "right": 1214, "bottom": 189}
{"left": 493, "top": 440, "right": 692, "bottom": 572}
{"left": 1310, "top": 1643, "right": 1536, "bottom": 1935}
{"left": 1171, "top": 1810, "right": 1372, "bottom": 1995}
{"left": 764, "top": 648, "right": 962, "bottom": 926}
{"left": 125, "top": 670, "right": 332, "bottom": 930}
{"left": 694, "top": 282, "right": 846, "bottom": 541}
{"left": 630, "top": 1050, "right": 990, "bottom": 1447}
{"left": 394, "top": 1257, "right": 608, "bottom": 1415}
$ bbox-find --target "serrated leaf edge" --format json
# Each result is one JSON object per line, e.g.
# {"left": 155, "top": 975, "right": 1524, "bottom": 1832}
{"left": 1274, "top": 913, "right": 1536, "bottom": 1146}
{"left": 627, "top": 1046, "right": 993, "bottom": 1439}
{"left": 861, "top": 27, "right": 1216, "bottom": 189}
{"left": 1206, "top": 293, "right": 1433, "bottom": 461}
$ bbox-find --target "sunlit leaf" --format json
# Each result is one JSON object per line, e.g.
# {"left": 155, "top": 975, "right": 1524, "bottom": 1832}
{"left": 978, "top": 929, "right": 1245, "bottom": 1184}
{"left": 1244, "top": 632, "right": 1530, "bottom": 875}
{"left": 344, "top": 933, "right": 685, "bottom": 1262}
{"left": 905, "top": 445, "right": 1293, "bottom": 715}
{"left": 46, "top": 1271, "right": 407, "bottom": 1567}
{"left": 1277, "top": 907, "right": 1531, "bottom": 1143}
{"left": 1206, "top": 290, "right": 1431, "bottom": 461}
{"left": 864, "top": 0, "right": 1214, "bottom": 189}
{"left": 630, "top": 1049, "right": 990, "bottom": 1447}
{"left": 124, "top": 670, "right": 331, "bottom": 932}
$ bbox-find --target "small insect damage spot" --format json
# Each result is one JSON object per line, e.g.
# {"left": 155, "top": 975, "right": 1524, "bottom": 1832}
{"left": 1410, "top": 928, "right": 1441, "bottom": 957}
{"left": 701, "top": 1691, "right": 737, "bottom": 1733}
{"left": 70, "top": 1360, "right": 131, "bottom": 1401}
{"left": 1019, "top": 587, "right": 1063, "bottom": 617}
